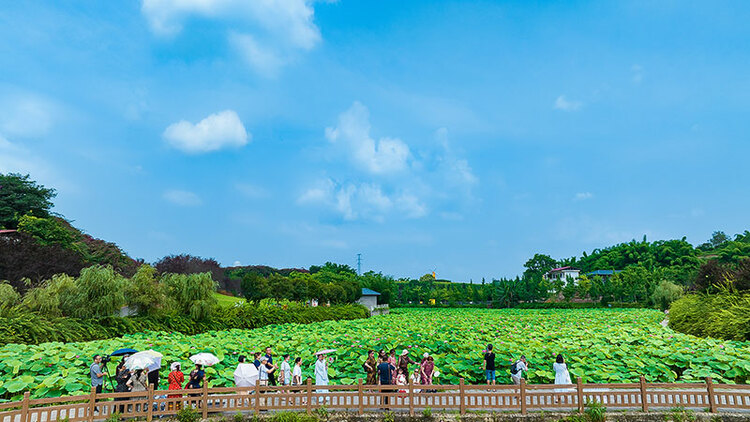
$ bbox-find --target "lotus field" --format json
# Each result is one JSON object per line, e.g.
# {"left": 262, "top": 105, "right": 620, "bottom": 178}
{"left": 1, "top": 308, "right": 749, "bottom": 400}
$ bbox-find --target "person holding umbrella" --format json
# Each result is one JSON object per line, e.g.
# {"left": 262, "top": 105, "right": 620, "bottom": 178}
{"left": 234, "top": 355, "right": 259, "bottom": 390}
{"left": 314, "top": 350, "right": 332, "bottom": 404}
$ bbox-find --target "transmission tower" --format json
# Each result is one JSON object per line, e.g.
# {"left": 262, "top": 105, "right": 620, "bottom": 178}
{"left": 356, "top": 253, "right": 362, "bottom": 275}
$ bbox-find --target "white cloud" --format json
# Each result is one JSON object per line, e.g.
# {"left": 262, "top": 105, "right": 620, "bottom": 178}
{"left": 325, "top": 102, "right": 411, "bottom": 174}
{"left": 297, "top": 178, "right": 425, "bottom": 221}
{"left": 574, "top": 192, "right": 593, "bottom": 201}
{"left": 163, "top": 110, "right": 249, "bottom": 153}
{"left": 631, "top": 64, "right": 644, "bottom": 84}
{"left": 0, "top": 93, "right": 59, "bottom": 138}
{"left": 232, "top": 260, "right": 242, "bottom": 266}
{"left": 163, "top": 189, "right": 202, "bottom": 206}
{"left": 554, "top": 95, "right": 582, "bottom": 112}
{"left": 141, "top": 0, "right": 322, "bottom": 75}
{"left": 235, "top": 182, "right": 266, "bottom": 198}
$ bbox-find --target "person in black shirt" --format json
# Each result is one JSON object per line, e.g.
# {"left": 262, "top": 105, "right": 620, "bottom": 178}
{"left": 484, "top": 344, "right": 496, "bottom": 385}
{"left": 376, "top": 352, "right": 396, "bottom": 406}
{"left": 265, "top": 346, "right": 277, "bottom": 386}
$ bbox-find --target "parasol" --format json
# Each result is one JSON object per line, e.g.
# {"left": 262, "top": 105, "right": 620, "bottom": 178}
{"left": 314, "top": 349, "right": 337, "bottom": 355}
{"left": 111, "top": 348, "right": 138, "bottom": 356}
{"left": 125, "top": 353, "right": 155, "bottom": 370}
{"left": 190, "top": 353, "right": 220, "bottom": 366}
{"left": 234, "top": 363, "right": 259, "bottom": 387}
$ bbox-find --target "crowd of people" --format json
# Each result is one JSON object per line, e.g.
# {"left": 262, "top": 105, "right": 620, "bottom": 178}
{"left": 90, "top": 345, "right": 574, "bottom": 397}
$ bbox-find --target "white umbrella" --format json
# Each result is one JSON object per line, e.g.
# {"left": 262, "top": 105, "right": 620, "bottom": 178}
{"left": 190, "top": 353, "right": 220, "bottom": 367}
{"left": 125, "top": 353, "right": 155, "bottom": 370}
{"left": 139, "top": 350, "right": 163, "bottom": 372}
{"left": 141, "top": 350, "right": 163, "bottom": 358}
{"left": 314, "top": 349, "right": 337, "bottom": 355}
{"left": 234, "top": 363, "right": 259, "bottom": 387}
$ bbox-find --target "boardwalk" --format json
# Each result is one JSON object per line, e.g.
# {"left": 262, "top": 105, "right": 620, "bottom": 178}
{"left": 2, "top": 377, "right": 749, "bottom": 422}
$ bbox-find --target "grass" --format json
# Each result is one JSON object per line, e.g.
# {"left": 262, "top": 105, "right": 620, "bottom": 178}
{"left": 214, "top": 292, "right": 244, "bottom": 306}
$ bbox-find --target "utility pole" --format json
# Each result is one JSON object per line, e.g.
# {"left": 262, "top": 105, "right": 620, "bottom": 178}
{"left": 356, "top": 253, "right": 362, "bottom": 276}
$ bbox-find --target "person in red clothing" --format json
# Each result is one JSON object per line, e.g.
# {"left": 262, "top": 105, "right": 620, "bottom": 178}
{"left": 167, "top": 362, "right": 184, "bottom": 410}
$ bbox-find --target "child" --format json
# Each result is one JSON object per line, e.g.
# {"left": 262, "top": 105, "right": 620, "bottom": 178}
{"left": 396, "top": 368, "right": 407, "bottom": 397}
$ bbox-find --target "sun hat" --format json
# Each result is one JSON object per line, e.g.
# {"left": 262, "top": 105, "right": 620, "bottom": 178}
{"left": 170, "top": 362, "right": 180, "bottom": 371}
{"left": 401, "top": 350, "right": 409, "bottom": 356}
{"left": 423, "top": 352, "right": 429, "bottom": 358}
{"left": 261, "top": 356, "right": 268, "bottom": 362}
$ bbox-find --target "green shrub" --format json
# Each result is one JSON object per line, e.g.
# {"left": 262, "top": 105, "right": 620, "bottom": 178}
{"left": 669, "top": 292, "right": 750, "bottom": 341}
{"left": 651, "top": 280, "right": 684, "bottom": 310}
{"left": 422, "top": 406, "right": 433, "bottom": 419}
{"left": 233, "top": 411, "right": 245, "bottom": 422}
{"left": 175, "top": 407, "right": 200, "bottom": 422}
{"left": 104, "top": 412, "right": 121, "bottom": 422}
{"left": 271, "top": 412, "right": 316, "bottom": 422}
{"left": 584, "top": 400, "right": 606, "bottom": 422}
{"left": 665, "top": 406, "right": 696, "bottom": 422}
{"left": 0, "top": 282, "right": 20, "bottom": 309}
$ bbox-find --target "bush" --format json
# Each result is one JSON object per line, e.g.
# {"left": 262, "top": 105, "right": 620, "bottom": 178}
{"left": 0, "top": 282, "right": 20, "bottom": 310}
{"left": 584, "top": 401, "right": 606, "bottom": 422}
{"left": 176, "top": 407, "right": 200, "bottom": 422}
{"left": 669, "top": 292, "right": 750, "bottom": 341}
{"left": 651, "top": 280, "right": 684, "bottom": 310}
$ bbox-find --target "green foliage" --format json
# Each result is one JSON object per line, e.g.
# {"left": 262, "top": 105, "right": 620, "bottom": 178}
{"left": 651, "top": 280, "right": 684, "bottom": 310}
{"left": 584, "top": 401, "right": 606, "bottom": 422}
{"left": 176, "top": 407, "right": 200, "bottom": 422}
{"left": 669, "top": 292, "right": 750, "bottom": 341}
{"left": 17, "top": 215, "right": 76, "bottom": 248}
{"left": 383, "top": 411, "right": 395, "bottom": 422}
{"left": 21, "top": 274, "right": 77, "bottom": 317}
{"left": 124, "top": 265, "right": 166, "bottom": 316}
{"left": 422, "top": 406, "right": 432, "bottom": 419}
{"left": 665, "top": 406, "right": 696, "bottom": 422}
{"left": 104, "top": 412, "right": 121, "bottom": 422}
{"left": 0, "top": 303, "right": 368, "bottom": 346}
{"left": 0, "top": 282, "right": 20, "bottom": 309}
{"left": 271, "top": 412, "right": 317, "bottom": 422}
{"left": 162, "top": 272, "right": 218, "bottom": 320}
{"left": 68, "top": 266, "right": 125, "bottom": 318}
{"left": 0, "top": 173, "right": 56, "bottom": 230}
{"left": 233, "top": 411, "right": 245, "bottom": 422}
{"left": 2, "top": 308, "right": 749, "bottom": 400}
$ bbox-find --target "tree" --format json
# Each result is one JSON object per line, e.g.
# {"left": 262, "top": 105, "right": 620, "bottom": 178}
{"left": 68, "top": 265, "right": 126, "bottom": 318}
{"left": 522, "top": 254, "right": 558, "bottom": 279}
{"left": 124, "top": 265, "right": 166, "bottom": 316}
{"left": 161, "top": 272, "right": 217, "bottom": 320}
{"left": 0, "top": 173, "right": 56, "bottom": 229}
{"left": 0, "top": 231, "right": 85, "bottom": 293}
{"left": 709, "top": 231, "right": 729, "bottom": 249}
{"left": 651, "top": 280, "right": 683, "bottom": 310}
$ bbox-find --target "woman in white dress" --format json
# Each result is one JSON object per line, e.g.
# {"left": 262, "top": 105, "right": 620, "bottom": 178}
{"left": 314, "top": 353, "right": 329, "bottom": 403}
{"left": 553, "top": 354, "right": 572, "bottom": 402}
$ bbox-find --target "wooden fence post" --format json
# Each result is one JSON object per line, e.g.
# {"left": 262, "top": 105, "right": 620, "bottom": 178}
{"left": 20, "top": 391, "right": 30, "bottom": 422}
{"left": 409, "top": 378, "right": 415, "bottom": 417}
{"left": 358, "top": 378, "right": 364, "bottom": 415}
{"left": 520, "top": 378, "right": 527, "bottom": 415}
{"left": 253, "top": 381, "right": 261, "bottom": 415}
{"left": 706, "top": 377, "right": 717, "bottom": 413}
{"left": 306, "top": 379, "right": 313, "bottom": 415}
{"left": 146, "top": 384, "right": 154, "bottom": 422}
{"left": 639, "top": 376, "right": 648, "bottom": 412}
{"left": 88, "top": 387, "right": 97, "bottom": 422}
{"left": 202, "top": 382, "right": 209, "bottom": 419}
{"left": 459, "top": 378, "right": 466, "bottom": 415}
{"left": 576, "top": 377, "right": 584, "bottom": 415}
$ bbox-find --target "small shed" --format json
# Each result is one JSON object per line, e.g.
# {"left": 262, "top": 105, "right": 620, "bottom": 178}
{"left": 357, "top": 288, "right": 381, "bottom": 311}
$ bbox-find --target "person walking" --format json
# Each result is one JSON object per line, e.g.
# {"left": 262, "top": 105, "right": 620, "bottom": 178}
{"left": 234, "top": 355, "right": 258, "bottom": 389}
{"left": 420, "top": 354, "right": 434, "bottom": 386}
{"left": 280, "top": 354, "right": 292, "bottom": 386}
{"left": 292, "top": 358, "right": 303, "bottom": 386}
{"left": 90, "top": 355, "right": 107, "bottom": 394}
{"left": 484, "top": 344, "right": 496, "bottom": 385}
{"left": 258, "top": 356, "right": 275, "bottom": 386}
{"left": 363, "top": 350, "right": 378, "bottom": 385}
{"left": 397, "top": 350, "right": 417, "bottom": 378}
{"left": 127, "top": 369, "right": 148, "bottom": 411}
{"left": 510, "top": 355, "right": 528, "bottom": 385}
{"left": 553, "top": 354, "right": 572, "bottom": 401}
{"left": 387, "top": 349, "right": 398, "bottom": 384}
{"left": 264, "top": 347, "right": 277, "bottom": 386}
{"left": 167, "top": 362, "right": 184, "bottom": 410}
{"left": 377, "top": 352, "right": 396, "bottom": 406}
{"left": 314, "top": 353, "right": 330, "bottom": 404}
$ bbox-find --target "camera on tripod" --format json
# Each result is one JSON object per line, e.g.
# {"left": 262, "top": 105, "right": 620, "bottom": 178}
{"left": 101, "top": 355, "right": 112, "bottom": 364}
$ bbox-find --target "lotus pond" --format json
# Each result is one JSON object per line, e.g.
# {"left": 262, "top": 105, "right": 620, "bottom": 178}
{"left": 1, "top": 308, "right": 749, "bottom": 399}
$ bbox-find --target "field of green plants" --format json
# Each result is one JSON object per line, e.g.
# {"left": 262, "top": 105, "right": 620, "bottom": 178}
{"left": 1, "top": 308, "right": 749, "bottom": 400}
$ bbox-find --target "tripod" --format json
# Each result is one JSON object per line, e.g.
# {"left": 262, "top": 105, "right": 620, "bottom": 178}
{"left": 100, "top": 361, "right": 116, "bottom": 392}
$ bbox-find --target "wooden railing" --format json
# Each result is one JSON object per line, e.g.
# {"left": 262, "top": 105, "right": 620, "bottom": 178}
{"left": 1, "top": 377, "right": 749, "bottom": 422}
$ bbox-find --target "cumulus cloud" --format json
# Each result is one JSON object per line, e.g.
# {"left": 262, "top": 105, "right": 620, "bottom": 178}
{"left": 141, "top": 0, "right": 322, "bottom": 75}
{"left": 554, "top": 95, "right": 582, "bottom": 112}
{"left": 163, "top": 189, "right": 202, "bottom": 206}
{"left": 297, "top": 178, "right": 425, "bottom": 222}
{"left": 163, "top": 110, "right": 249, "bottom": 153}
{"left": 574, "top": 192, "right": 593, "bottom": 201}
{"left": 325, "top": 102, "right": 411, "bottom": 174}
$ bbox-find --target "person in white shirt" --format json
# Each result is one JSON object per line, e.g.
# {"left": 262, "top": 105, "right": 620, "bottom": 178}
{"left": 279, "top": 354, "right": 292, "bottom": 386}
{"left": 314, "top": 353, "right": 329, "bottom": 403}
{"left": 553, "top": 354, "right": 573, "bottom": 400}
{"left": 292, "top": 357, "right": 302, "bottom": 385}
{"left": 510, "top": 355, "right": 528, "bottom": 385}
{"left": 258, "top": 356, "right": 276, "bottom": 386}
{"left": 234, "top": 355, "right": 259, "bottom": 392}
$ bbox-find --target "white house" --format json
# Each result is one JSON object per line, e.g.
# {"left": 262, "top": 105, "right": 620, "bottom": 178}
{"left": 357, "top": 288, "right": 389, "bottom": 315}
{"left": 543, "top": 266, "right": 580, "bottom": 284}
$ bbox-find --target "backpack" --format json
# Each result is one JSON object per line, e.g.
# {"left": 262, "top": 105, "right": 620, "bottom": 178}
{"left": 510, "top": 361, "right": 519, "bottom": 374}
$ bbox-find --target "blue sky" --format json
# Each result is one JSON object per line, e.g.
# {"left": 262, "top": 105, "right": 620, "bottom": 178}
{"left": 1, "top": 1, "right": 749, "bottom": 281}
